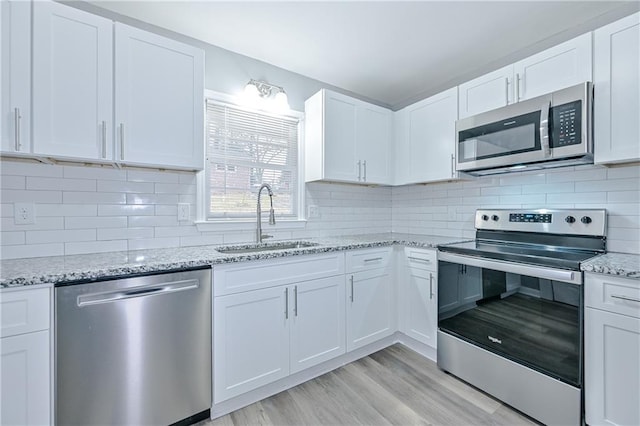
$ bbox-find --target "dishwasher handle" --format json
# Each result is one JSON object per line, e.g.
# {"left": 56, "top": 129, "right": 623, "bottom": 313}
{"left": 77, "top": 279, "right": 199, "bottom": 307}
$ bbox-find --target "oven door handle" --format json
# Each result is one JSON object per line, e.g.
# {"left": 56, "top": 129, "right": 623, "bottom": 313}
{"left": 438, "top": 252, "right": 581, "bottom": 285}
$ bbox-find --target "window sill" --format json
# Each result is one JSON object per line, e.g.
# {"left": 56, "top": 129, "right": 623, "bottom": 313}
{"left": 194, "top": 219, "right": 307, "bottom": 233}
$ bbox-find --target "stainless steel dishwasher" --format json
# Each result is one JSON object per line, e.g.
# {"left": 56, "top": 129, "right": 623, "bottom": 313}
{"left": 55, "top": 268, "right": 211, "bottom": 425}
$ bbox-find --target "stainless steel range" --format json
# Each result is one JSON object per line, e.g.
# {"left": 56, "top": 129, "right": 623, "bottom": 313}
{"left": 437, "top": 208, "right": 607, "bottom": 426}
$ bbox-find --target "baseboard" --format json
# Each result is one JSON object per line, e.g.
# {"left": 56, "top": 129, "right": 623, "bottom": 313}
{"left": 211, "top": 332, "right": 435, "bottom": 419}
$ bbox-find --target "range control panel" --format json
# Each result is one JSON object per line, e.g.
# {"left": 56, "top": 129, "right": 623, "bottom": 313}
{"left": 475, "top": 209, "right": 607, "bottom": 237}
{"left": 509, "top": 213, "right": 552, "bottom": 223}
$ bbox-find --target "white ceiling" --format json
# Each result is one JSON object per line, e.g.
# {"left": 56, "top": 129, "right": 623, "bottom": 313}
{"left": 89, "top": 1, "right": 637, "bottom": 109}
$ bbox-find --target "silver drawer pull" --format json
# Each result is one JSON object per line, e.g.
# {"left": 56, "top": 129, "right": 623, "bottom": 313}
{"left": 408, "top": 256, "right": 431, "bottom": 264}
{"left": 611, "top": 294, "right": 640, "bottom": 303}
{"left": 363, "top": 257, "right": 383, "bottom": 262}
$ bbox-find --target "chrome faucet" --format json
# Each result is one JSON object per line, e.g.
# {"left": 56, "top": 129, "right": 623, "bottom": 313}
{"left": 256, "top": 183, "right": 276, "bottom": 243}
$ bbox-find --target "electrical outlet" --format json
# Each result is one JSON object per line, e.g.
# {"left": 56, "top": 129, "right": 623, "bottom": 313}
{"left": 14, "top": 203, "right": 36, "bottom": 225}
{"left": 177, "top": 203, "right": 190, "bottom": 221}
{"left": 307, "top": 205, "right": 320, "bottom": 219}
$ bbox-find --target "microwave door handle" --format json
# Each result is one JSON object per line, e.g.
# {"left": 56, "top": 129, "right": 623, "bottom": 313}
{"left": 540, "top": 101, "right": 551, "bottom": 157}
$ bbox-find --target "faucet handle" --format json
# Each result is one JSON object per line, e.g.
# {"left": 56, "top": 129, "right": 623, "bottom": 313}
{"left": 261, "top": 233, "right": 273, "bottom": 240}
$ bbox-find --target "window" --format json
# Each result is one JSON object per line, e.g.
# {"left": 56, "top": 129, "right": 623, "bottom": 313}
{"left": 205, "top": 99, "right": 301, "bottom": 220}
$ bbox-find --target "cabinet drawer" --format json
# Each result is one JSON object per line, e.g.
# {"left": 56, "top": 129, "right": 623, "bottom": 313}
{"left": 0, "top": 286, "right": 51, "bottom": 338}
{"left": 404, "top": 247, "right": 437, "bottom": 271}
{"left": 345, "top": 247, "right": 392, "bottom": 273}
{"left": 213, "top": 253, "right": 345, "bottom": 296}
{"left": 586, "top": 274, "right": 640, "bottom": 318}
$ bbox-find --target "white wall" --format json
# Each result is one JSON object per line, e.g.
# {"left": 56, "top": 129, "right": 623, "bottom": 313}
{"left": 0, "top": 159, "right": 392, "bottom": 260}
{"left": 392, "top": 163, "right": 640, "bottom": 254}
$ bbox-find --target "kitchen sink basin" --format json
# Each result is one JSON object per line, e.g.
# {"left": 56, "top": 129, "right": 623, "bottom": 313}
{"left": 216, "top": 241, "right": 319, "bottom": 254}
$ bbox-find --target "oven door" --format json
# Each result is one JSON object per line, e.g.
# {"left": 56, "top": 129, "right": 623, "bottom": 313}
{"left": 437, "top": 252, "right": 583, "bottom": 388}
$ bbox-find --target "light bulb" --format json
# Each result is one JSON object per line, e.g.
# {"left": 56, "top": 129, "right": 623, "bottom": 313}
{"left": 274, "top": 90, "right": 289, "bottom": 111}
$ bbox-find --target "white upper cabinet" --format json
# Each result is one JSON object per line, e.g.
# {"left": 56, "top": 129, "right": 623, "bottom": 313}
{"left": 514, "top": 33, "right": 592, "bottom": 101}
{"left": 594, "top": 12, "right": 640, "bottom": 164}
{"left": 458, "top": 33, "right": 592, "bottom": 119}
{"left": 305, "top": 89, "right": 392, "bottom": 185}
{"left": 458, "top": 65, "right": 513, "bottom": 119}
{"left": 32, "top": 1, "right": 113, "bottom": 161}
{"left": 405, "top": 87, "right": 459, "bottom": 184}
{"left": 115, "top": 23, "right": 204, "bottom": 170}
{"left": 1, "top": 0, "right": 31, "bottom": 154}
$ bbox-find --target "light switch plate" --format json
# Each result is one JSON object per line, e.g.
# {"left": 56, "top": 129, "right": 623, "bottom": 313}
{"left": 308, "top": 205, "right": 320, "bottom": 219}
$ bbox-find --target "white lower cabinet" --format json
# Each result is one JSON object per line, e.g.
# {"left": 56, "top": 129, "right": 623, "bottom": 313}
{"left": 400, "top": 248, "right": 438, "bottom": 348}
{"left": 585, "top": 273, "right": 640, "bottom": 426}
{"left": 345, "top": 248, "right": 394, "bottom": 351}
{"left": 0, "top": 286, "right": 51, "bottom": 426}
{"left": 213, "top": 254, "right": 346, "bottom": 404}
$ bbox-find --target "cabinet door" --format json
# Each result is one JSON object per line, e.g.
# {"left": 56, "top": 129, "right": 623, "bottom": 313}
{"left": 1, "top": 0, "right": 30, "bottom": 154}
{"left": 405, "top": 267, "right": 437, "bottom": 348}
{"left": 459, "top": 265, "right": 482, "bottom": 304}
{"left": 213, "top": 286, "right": 289, "bottom": 403}
{"left": 515, "top": 33, "right": 592, "bottom": 101}
{"left": 392, "top": 108, "right": 410, "bottom": 185}
{"left": 357, "top": 104, "right": 391, "bottom": 184}
{"left": 594, "top": 12, "right": 640, "bottom": 164}
{"left": 407, "top": 87, "right": 458, "bottom": 183}
{"left": 1, "top": 331, "right": 50, "bottom": 426}
{"left": 32, "top": 1, "right": 113, "bottom": 160}
{"left": 585, "top": 308, "right": 640, "bottom": 426}
{"left": 346, "top": 268, "right": 393, "bottom": 351}
{"left": 458, "top": 65, "right": 513, "bottom": 119}
{"left": 115, "top": 23, "right": 204, "bottom": 170}
{"left": 290, "top": 276, "right": 346, "bottom": 374}
{"left": 323, "top": 91, "right": 359, "bottom": 182}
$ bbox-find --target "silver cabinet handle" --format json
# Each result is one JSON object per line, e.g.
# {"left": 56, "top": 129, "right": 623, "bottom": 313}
{"left": 429, "top": 272, "right": 434, "bottom": 300}
{"left": 364, "top": 257, "right": 383, "bottom": 262}
{"left": 294, "top": 285, "right": 298, "bottom": 317}
{"left": 505, "top": 77, "right": 509, "bottom": 105}
{"left": 357, "top": 160, "right": 362, "bottom": 181}
{"left": 450, "top": 153, "right": 455, "bottom": 177}
{"left": 611, "top": 294, "right": 640, "bottom": 303}
{"left": 14, "top": 108, "right": 21, "bottom": 151}
{"left": 350, "top": 275, "right": 354, "bottom": 302}
{"left": 101, "top": 121, "right": 107, "bottom": 158}
{"left": 284, "top": 287, "right": 289, "bottom": 319}
{"left": 363, "top": 160, "right": 367, "bottom": 182}
{"left": 408, "top": 256, "right": 431, "bottom": 264}
{"left": 119, "top": 123, "right": 125, "bottom": 160}
{"left": 77, "top": 279, "right": 198, "bottom": 307}
{"left": 540, "top": 101, "right": 551, "bottom": 157}
{"left": 515, "top": 73, "right": 521, "bottom": 101}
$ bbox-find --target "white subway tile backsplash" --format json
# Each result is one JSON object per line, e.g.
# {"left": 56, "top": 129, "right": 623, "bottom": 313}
{"left": 155, "top": 205, "right": 178, "bottom": 216}
{"left": 154, "top": 183, "right": 196, "bottom": 194}
{"left": 128, "top": 237, "right": 180, "bottom": 251}
{"left": 179, "top": 234, "right": 224, "bottom": 247}
{"left": 27, "top": 177, "right": 96, "bottom": 191}
{"left": 608, "top": 191, "right": 640, "bottom": 203}
{"left": 1, "top": 217, "right": 64, "bottom": 231}
{"left": 65, "top": 216, "right": 127, "bottom": 229}
{"left": 607, "top": 166, "right": 640, "bottom": 179}
{"left": 575, "top": 178, "right": 639, "bottom": 193}
{"left": 1, "top": 176, "right": 25, "bottom": 189}
{"left": 0, "top": 243, "right": 64, "bottom": 259}
{"left": 1, "top": 189, "right": 63, "bottom": 204}
{"left": 97, "top": 227, "right": 154, "bottom": 240}
{"left": 26, "top": 229, "right": 96, "bottom": 244}
{"left": 65, "top": 240, "right": 127, "bottom": 255}
{"left": 97, "top": 180, "right": 154, "bottom": 194}
{"left": 547, "top": 192, "right": 607, "bottom": 204}
{"left": 1, "top": 161, "right": 63, "bottom": 177}
{"left": 63, "top": 165, "right": 126, "bottom": 181}
{"left": 154, "top": 226, "right": 199, "bottom": 237}
{"left": 98, "top": 205, "right": 155, "bottom": 216}
{"left": 546, "top": 168, "right": 608, "bottom": 183}
{"left": 128, "top": 216, "right": 178, "bottom": 227}
{"left": 63, "top": 191, "right": 126, "bottom": 204}
{"left": 1, "top": 232, "right": 25, "bottom": 245}
{"left": 36, "top": 204, "right": 97, "bottom": 217}
{"left": 127, "top": 169, "right": 181, "bottom": 184}
{"left": 127, "top": 193, "right": 179, "bottom": 205}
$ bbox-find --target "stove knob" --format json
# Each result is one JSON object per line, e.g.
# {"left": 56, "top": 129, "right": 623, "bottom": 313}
{"left": 565, "top": 216, "right": 576, "bottom": 224}
{"left": 581, "top": 216, "right": 592, "bottom": 224}
{"left": 481, "top": 214, "right": 489, "bottom": 221}
{"left": 491, "top": 215, "right": 499, "bottom": 221}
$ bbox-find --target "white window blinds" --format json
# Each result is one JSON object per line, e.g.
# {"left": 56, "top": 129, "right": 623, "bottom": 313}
{"left": 205, "top": 100, "right": 299, "bottom": 219}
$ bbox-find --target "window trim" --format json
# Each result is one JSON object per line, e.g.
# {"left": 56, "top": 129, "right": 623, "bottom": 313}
{"left": 196, "top": 90, "right": 306, "bottom": 228}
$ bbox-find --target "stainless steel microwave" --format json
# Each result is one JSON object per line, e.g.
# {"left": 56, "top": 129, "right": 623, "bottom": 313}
{"left": 456, "top": 82, "right": 593, "bottom": 175}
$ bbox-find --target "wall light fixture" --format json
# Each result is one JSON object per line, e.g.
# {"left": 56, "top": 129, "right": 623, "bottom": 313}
{"left": 243, "top": 79, "right": 289, "bottom": 111}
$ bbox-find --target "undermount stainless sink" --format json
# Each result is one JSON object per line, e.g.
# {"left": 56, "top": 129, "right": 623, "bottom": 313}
{"left": 216, "top": 241, "right": 319, "bottom": 254}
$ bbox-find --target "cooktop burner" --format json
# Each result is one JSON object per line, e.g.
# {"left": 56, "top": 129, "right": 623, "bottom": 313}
{"left": 438, "top": 208, "right": 607, "bottom": 270}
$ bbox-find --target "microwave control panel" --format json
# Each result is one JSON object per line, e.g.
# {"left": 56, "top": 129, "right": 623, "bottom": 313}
{"left": 550, "top": 100, "right": 582, "bottom": 148}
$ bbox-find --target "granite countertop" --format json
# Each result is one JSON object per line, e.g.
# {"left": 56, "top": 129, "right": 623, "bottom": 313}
{"left": 580, "top": 253, "right": 640, "bottom": 279}
{"left": 0, "top": 233, "right": 460, "bottom": 288}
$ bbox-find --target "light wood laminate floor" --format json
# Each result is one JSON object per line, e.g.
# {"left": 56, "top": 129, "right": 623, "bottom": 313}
{"left": 204, "top": 344, "right": 540, "bottom": 426}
